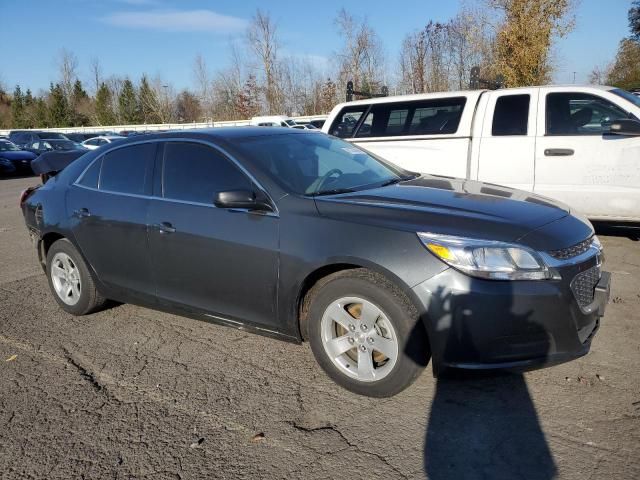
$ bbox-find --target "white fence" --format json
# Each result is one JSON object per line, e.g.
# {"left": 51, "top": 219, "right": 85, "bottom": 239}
{"left": 0, "top": 115, "right": 328, "bottom": 136}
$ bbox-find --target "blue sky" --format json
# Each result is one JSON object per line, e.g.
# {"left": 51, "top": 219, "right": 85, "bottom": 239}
{"left": 0, "top": 0, "right": 633, "bottom": 94}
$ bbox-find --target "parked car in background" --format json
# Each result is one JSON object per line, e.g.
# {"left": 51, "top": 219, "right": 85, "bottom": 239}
{"left": 308, "top": 119, "right": 326, "bottom": 129}
{"left": 291, "top": 124, "right": 320, "bottom": 130}
{"left": 82, "top": 135, "right": 126, "bottom": 150}
{"left": 23, "top": 139, "right": 83, "bottom": 156}
{"left": 66, "top": 133, "right": 100, "bottom": 143}
{"left": 250, "top": 115, "right": 298, "bottom": 127}
{"left": 8, "top": 130, "right": 70, "bottom": 148}
{"left": 0, "top": 139, "right": 37, "bottom": 175}
{"left": 20, "top": 128, "right": 609, "bottom": 397}
{"left": 323, "top": 85, "right": 640, "bottom": 222}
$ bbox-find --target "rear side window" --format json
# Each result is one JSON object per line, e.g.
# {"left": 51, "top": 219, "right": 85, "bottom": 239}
{"left": 162, "top": 142, "right": 252, "bottom": 205}
{"left": 328, "top": 108, "right": 367, "bottom": 138}
{"left": 99, "top": 143, "right": 155, "bottom": 195}
{"left": 354, "top": 97, "right": 467, "bottom": 138}
{"left": 546, "top": 92, "right": 630, "bottom": 135}
{"left": 492, "top": 95, "right": 530, "bottom": 136}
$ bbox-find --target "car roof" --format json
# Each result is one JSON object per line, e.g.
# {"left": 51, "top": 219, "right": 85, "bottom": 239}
{"left": 116, "top": 126, "right": 310, "bottom": 143}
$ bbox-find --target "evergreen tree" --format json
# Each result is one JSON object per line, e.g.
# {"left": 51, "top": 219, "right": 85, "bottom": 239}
{"left": 118, "top": 78, "right": 140, "bottom": 124}
{"left": 23, "top": 89, "right": 35, "bottom": 128}
{"left": 34, "top": 98, "right": 50, "bottom": 128}
{"left": 138, "top": 75, "right": 159, "bottom": 124}
{"left": 95, "top": 82, "right": 116, "bottom": 126}
{"left": 48, "top": 83, "right": 71, "bottom": 127}
{"left": 70, "top": 79, "right": 89, "bottom": 126}
{"left": 11, "top": 85, "right": 25, "bottom": 128}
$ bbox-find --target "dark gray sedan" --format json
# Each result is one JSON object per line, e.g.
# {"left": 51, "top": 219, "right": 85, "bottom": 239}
{"left": 20, "top": 128, "right": 610, "bottom": 397}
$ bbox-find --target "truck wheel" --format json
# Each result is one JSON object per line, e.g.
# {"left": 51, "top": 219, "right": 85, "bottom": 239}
{"left": 46, "top": 238, "right": 107, "bottom": 315}
{"left": 306, "top": 269, "right": 430, "bottom": 397}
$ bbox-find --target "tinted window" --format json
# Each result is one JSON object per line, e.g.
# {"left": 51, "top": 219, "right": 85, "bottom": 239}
{"left": 354, "top": 97, "right": 467, "bottom": 138}
{"left": 492, "top": 95, "right": 530, "bottom": 136}
{"left": 78, "top": 158, "right": 101, "bottom": 188}
{"left": 329, "top": 108, "right": 366, "bottom": 138}
{"left": 162, "top": 142, "right": 252, "bottom": 205}
{"left": 99, "top": 143, "right": 155, "bottom": 194}
{"left": 546, "top": 92, "right": 630, "bottom": 135}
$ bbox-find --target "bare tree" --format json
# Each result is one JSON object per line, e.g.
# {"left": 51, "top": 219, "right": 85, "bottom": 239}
{"left": 246, "top": 9, "right": 282, "bottom": 114}
{"left": 57, "top": 48, "right": 79, "bottom": 101}
{"left": 193, "top": 54, "right": 213, "bottom": 119}
{"left": 90, "top": 58, "right": 103, "bottom": 96}
{"left": 334, "top": 9, "right": 385, "bottom": 99}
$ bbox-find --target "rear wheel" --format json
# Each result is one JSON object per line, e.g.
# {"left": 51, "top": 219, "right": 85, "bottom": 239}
{"left": 306, "top": 269, "right": 430, "bottom": 397}
{"left": 46, "top": 238, "right": 107, "bottom": 315}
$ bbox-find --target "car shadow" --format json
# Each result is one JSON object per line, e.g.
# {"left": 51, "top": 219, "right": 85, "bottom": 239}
{"left": 407, "top": 280, "right": 557, "bottom": 479}
{"left": 593, "top": 221, "right": 639, "bottom": 241}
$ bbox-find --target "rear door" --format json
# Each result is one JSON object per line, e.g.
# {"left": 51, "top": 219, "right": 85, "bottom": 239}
{"left": 534, "top": 89, "right": 640, "bottom": 220}
{"left": 147, "top": 141, "right": 280, "bottom": 329}
{"left": 476, "top": 89, "right": 537, "bottom": 191}
{"left": 68, "top": 142, "right": 157, "bottom": 302}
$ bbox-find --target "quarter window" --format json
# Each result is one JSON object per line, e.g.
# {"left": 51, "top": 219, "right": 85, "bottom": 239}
{"left": 492, "top": 95, "right": 530, "bottom": 136}
{"left": 162, "top": 142, "right": 252, "bottom": 205}
{"left": 99, "top": 143, "right": 154, "bottom": 195}
{"left": 78, "top": 158, "right": 101, "bottom": 188}
{"left": 546, "top": 92, "right": 630, "bottom": 135}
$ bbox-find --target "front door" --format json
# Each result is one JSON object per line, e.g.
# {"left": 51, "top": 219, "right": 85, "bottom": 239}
{"left": 147, "top": 141, "right": 280, "bottom": 329}
{"left": 535, "top": 90, "right": 640, "bottom": 221}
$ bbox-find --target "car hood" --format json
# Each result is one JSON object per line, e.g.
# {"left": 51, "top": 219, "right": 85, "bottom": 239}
{"left": 313, "top": 175, "right": 585, "bottom": 249}
{"left": 0, "top": 150, "right": 37, "bottom": 161}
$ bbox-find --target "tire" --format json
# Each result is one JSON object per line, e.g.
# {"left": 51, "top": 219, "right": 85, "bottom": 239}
{"left": 46, "top": 238, "right": 107, "bottom": 315}
{"left": 306, "top": 269, "right": 430, "bottom": 397}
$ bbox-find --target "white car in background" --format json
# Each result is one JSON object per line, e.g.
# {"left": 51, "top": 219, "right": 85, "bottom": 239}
{"left": 323, "top": 85, "right": 640, "bottom": 222}
{"left": 82, "top": 135, "right": 126, "bottom": 150}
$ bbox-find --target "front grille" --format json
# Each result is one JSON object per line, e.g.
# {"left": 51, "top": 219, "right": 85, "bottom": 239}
{"left": 548, "top": 236, "right": 594, "bottom": 260}
{"left": 571, "top": 265, "right": 601, "bottom": 309}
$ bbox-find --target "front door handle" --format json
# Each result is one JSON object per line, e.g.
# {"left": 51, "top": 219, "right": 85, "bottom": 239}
{"left": 154, "top": 222, "right": 176, "bottom": 234}
{"left": 73, "top": 208, "right": 91, "bottom": 218}
{"left": 544, "top": 148, "right": 574, "bottom": 156}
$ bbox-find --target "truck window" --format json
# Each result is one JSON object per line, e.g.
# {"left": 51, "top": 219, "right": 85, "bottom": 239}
{"left": 328, "top": 108, "right": 367, "bottom": 138}
{"left": 492, "top": 95, "right": 530, "bottom": 136}
{"left": 353, "top": 97, "right": 466, "bottom": 138}
{"left": 546, "top": 92, "right": 629, "bottom": 135}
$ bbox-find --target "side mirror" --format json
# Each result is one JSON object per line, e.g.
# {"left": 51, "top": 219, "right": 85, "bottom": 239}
{"left": 214, "top": 189, "right": 272, "bottom": 212}
{"left": 610, "top": 119, "right": 640, "bottom": 136}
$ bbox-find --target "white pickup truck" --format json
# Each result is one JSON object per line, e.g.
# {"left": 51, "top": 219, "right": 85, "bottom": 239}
{"left": 322, "top": 85, "right": 640, "bottom": 222}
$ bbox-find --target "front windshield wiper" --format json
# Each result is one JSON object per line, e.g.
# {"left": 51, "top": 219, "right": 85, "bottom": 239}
{"left": 309, "top": 187, "right": 357, "bottom": 197}
{"left": 379, "top": 173, "right": 420, "bottom": 187}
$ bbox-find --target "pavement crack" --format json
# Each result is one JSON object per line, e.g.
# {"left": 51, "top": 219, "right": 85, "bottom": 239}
{"left": 63, "top": 347, "right": 108, "bottom": 395}
{"left": 287, "top": 421, "right": 408, "bottom": 479}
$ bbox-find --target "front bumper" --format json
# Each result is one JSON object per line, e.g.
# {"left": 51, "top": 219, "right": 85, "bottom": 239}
{"left": 412, "top": 254, "right": 609, "bottom": 373}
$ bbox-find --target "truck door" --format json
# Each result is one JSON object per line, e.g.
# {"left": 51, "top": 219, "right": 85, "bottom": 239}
{"left": 534, "top": 90, "right": 640, "bottom": 221}
{"left": 476, "top": 89, "right": 537, "bottom": 191}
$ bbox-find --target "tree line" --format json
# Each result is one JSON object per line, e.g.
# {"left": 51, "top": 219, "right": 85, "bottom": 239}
{"left": 1, "top": 0, "right": 608, "bottom": 130}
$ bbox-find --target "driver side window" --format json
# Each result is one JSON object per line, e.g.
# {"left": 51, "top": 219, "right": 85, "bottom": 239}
{"left": 546, "top": 92, "right": 629, "bottom": 136}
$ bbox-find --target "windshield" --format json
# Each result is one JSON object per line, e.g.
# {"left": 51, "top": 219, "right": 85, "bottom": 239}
{"left": 235, "top": 133, "right": 409, "bottom": 196}
{"left": 611, "top": 88, "right": 640, "bottom": 109}
{"left": 284, "top": 119, "right": 296, "bottom": 126}
{"left": 49, "top": 140, "right": 76, "bottom": 150}
{"left": 0, "top": 141, "right": 20, "bottom": 151}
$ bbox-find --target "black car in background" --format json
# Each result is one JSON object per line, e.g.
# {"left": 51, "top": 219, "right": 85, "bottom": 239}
{"left": 23, "top": 138, "right": 84, "bottom": 156}
{"left": 8, "top": 130, "right": 70, "bottom": 148}
{"left": 20, "top": 128, "right": 610, "bottom": 397}
{"left": 0, "top": 139, "right": 37, "bottom": 175}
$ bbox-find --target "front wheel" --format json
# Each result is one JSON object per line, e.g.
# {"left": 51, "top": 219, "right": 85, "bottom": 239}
{"left": 306, "top": 269, "right": 430, "bottom": 397}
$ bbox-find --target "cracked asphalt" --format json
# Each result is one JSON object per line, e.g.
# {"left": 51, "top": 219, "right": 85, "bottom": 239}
{"left": 1, "top": 175, "right": 639, "bottom": 479}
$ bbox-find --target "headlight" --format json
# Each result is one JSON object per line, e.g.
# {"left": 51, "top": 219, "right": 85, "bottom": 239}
{"left": 417, "top": 232, "right": 552, "bottom": 280}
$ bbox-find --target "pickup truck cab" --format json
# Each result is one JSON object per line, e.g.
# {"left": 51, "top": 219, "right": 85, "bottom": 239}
{"left": 323, "top": 85, "right": 640, "bottom": 222}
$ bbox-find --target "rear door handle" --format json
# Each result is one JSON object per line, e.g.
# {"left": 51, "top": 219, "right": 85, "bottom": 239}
{"left": 544, "top": 148, "right": 574, "bottom": 156}
{"left": 154, "top": 222, "right": 176, "bottom": 234}
{"left": 73, "top": 208, "right": 91, "bottom": 218}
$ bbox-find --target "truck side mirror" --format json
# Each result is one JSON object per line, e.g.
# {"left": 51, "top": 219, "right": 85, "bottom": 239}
{"left": 610, "top": 119, "right": 640, "bottom": 136}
